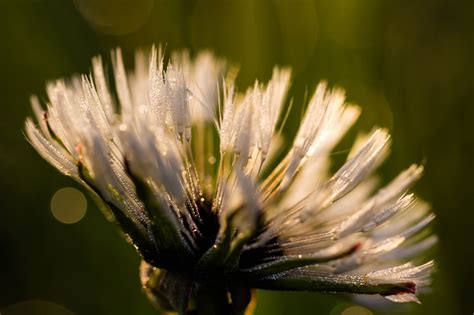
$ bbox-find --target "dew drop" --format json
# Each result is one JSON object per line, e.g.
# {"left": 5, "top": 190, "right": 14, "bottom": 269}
{"left": 208, "top": 156, "right": 217, "bottom": 165}
{"left": 138, "top": 105, "right": 147, "bottom": 114}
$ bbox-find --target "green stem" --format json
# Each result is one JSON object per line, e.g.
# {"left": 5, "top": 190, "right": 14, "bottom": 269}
{"left": 140, "top": 261, "right": 254, "bottom": 315}
{"left": 192, "top": 281, "right": 232, "bottom": 315}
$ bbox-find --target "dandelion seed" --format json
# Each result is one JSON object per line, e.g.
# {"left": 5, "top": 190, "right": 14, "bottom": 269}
{"left": 25, "top": 46, "right": 436, "bottom": 314}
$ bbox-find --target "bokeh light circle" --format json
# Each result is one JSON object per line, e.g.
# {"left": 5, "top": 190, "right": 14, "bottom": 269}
{"left": 341, "top": 305, "right": 373, "bottom": 315}
{"left": 0, "top": 300, "right": 74, "bottom": 315}
{"left": 73, "top": 0, "right": 154, "bottom": 35}
{"left": 50, "top": 187, "right": 87, "bottom": 224}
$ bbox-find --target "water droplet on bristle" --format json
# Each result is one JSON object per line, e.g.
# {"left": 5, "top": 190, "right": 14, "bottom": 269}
{"left": 208, "top": 156, "right": 217, "bottom": 164}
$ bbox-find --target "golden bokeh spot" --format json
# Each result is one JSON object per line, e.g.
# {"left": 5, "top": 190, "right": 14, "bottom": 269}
{"left": 73, "top": 0, "right": 154, "bottom": 35}
{"left": 50, "top": 187, "right": 87, "bottom": 224}
{"left": 341, "top": 305, "right": 373, "bottom": 315}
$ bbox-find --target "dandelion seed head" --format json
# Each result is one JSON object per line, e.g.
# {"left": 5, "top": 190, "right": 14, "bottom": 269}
{"left": 25, "top": 46, "right": 436, "bottom": 311}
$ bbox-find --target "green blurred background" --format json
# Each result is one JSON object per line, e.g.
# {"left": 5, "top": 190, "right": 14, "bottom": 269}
{"left": 0, "top": 0, "right": 472, "bottom": 314}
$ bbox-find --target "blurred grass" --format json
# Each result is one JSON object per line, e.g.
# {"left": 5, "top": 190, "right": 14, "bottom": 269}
{"left": 0, "top": 0, "right": 473, "bottom": 314}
